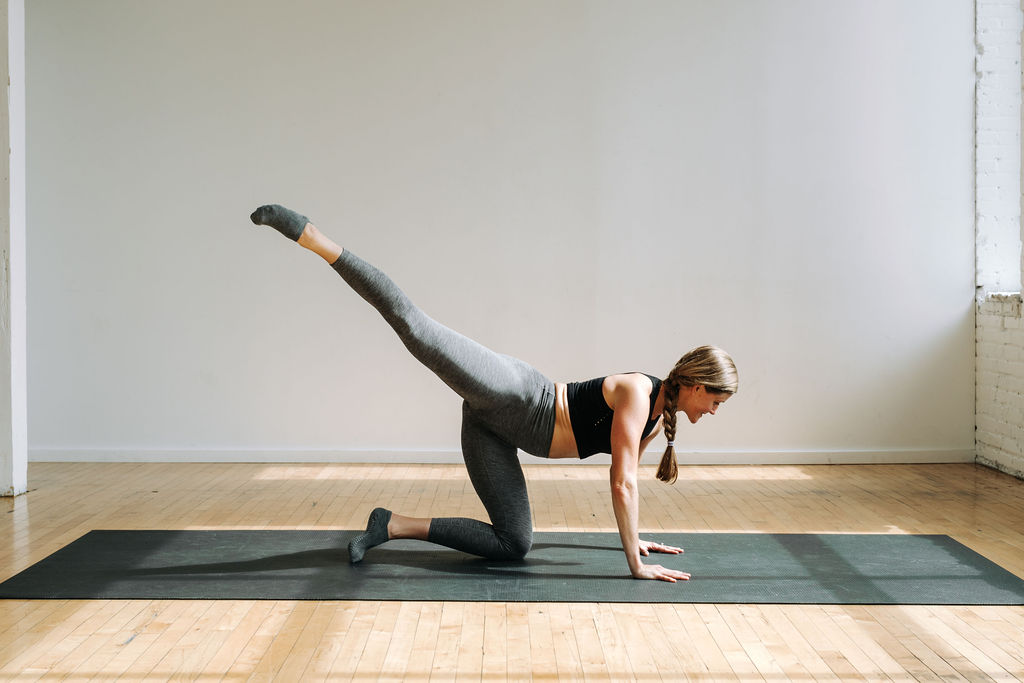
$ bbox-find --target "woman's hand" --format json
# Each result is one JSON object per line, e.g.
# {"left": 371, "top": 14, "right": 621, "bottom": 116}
{"left": 633, "top": 540, "right": 689, "bottom": 582}
{"left": 638, "top": 539, "right": 684, "bottom": 556}
{"left": 631, "top": 562, "right": 691, "bottom": 583}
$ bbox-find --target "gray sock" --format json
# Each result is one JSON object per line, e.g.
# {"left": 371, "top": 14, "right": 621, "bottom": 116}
{"left": 249, "top": 204, "right": 309, "bottom": 241}
{"left": 348, "top": 507, "right": 392, "bottom": 563}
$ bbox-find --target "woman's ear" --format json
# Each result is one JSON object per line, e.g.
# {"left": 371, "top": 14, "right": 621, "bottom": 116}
{"left": 676, "top": 384, "right": 698, "bottom": 409}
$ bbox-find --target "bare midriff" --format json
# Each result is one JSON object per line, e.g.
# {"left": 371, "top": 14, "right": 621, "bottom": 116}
{"left": 549, "top": 383, "right": 581, "bottom": 459}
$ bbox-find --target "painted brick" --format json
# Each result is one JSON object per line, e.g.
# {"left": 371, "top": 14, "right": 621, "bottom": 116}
{"left": 973, "top": 1, "right": 1021, "bottom": 477}
{"left": 977, "top": 414, "right": 1001, "bottom": 435}
{"left": 977, "top": 42, "right": 1021, "bottom": 60}
{"left": 977, "top": 294, "right": 1024, "bottom": 477}
{"left": 978, "top": 340, "right": 1004, "bottom": 359}
{"left": 977, "top": 432, "right": 999, "bottom": 450}
{"left": 976, "top": 357, "right": 1003, "bottom": 378}
{"left": 977, "top": 156, "right": 1021, "bottom": 174}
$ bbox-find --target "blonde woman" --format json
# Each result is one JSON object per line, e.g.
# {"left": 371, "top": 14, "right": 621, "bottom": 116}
{"left": 251, "top": 204, "right": 738, "bottom": 582}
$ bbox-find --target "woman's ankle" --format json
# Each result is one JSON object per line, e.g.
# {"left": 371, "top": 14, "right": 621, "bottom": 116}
{"left": 388, "top": 513, "right": 431, "bottom": 540}
{"left": 298, "top": 224, "right": 343, "bottom": 263}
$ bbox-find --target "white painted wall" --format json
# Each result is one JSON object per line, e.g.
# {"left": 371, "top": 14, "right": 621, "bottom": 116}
{"left": 977, "top": 0, "right": 1023, "bottom": 295}
{"left": 977, "top": 294, "right": 1024, "bottom": 478}
{"left": 973, "top": 0, "right": 1024, "bottom": 481}
{"left": 26, "top": 0, "right": 977, "bottom": 464}
{"left": 1, "top": 0, "right": 26, "bottom": 494}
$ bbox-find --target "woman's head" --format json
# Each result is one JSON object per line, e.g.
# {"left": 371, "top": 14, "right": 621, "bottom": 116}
{"left": 656, "top": 346, "right": 738, "bottom": 484}
{"left": 668, "top": 345, "right": 739, "bottom": 394}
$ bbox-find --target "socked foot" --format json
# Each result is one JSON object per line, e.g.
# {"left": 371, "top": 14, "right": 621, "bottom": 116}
{"left": 250, "top": 204, "right": 343, "bottom": 263}
{"left": 348, "top": 507, "right": 392, "bottom": 563}
{"left": 250, "top": 204, "right": 310, "bottom": 241}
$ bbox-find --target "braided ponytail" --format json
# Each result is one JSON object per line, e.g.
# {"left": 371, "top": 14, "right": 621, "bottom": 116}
{"left": 656, "top": 345, "right": 739, "bottom": 485}
{"left": 656, "top": 378, "right": 680, "bottom": 484}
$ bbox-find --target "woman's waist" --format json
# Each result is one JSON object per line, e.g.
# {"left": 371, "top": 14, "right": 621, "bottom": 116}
{"left": 548, "top": 382, "right": 581, "bottom": 459}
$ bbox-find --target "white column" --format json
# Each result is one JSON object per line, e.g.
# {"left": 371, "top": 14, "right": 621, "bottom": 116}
{"left": 0, "top": 0, "right": 26, "bottom": 497}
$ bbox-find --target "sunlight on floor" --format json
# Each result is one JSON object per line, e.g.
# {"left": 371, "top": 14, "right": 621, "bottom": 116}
{"left": 250, "top": 463, "right": 818, "bottom": 482}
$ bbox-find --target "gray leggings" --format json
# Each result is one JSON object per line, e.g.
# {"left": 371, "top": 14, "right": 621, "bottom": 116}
{"left": 331, "top": 250, "right": 556, "bottom": 560}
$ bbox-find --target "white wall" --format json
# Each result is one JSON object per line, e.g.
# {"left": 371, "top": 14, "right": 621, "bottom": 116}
{"left": 26, "top": 0, "right": 977, "bottom": 464}
{"left": 977, "top": 294, "right": 1024, "bottom": 478}
{"left": 973, "top": 0, "right": 1024, "bottom": 481}
{"left": 1, "top": 0, "right": 26, "bottom": 494}
{"left": 977, "top": 0, "right": 1022, "bottom": 295}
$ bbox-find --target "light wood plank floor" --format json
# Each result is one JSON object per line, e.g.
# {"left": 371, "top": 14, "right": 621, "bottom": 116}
{"left": 2, "top": 461, "right": 1023, "bottom": 681}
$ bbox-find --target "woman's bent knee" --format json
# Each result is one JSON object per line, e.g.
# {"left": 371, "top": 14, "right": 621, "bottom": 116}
{"left": 498, "top": 529, "right": 533, "bottom": 560}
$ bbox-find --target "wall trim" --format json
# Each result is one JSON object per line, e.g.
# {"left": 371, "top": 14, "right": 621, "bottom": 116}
{"left": 30, "top": 448, "right": 976, "bottom": 465}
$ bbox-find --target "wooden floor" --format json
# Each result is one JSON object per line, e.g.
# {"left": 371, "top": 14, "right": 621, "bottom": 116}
{"left": 1, "top": 462, "right": 1024, "bottom": 681}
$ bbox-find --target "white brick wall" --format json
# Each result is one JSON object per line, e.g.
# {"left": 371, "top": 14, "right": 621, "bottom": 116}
{"left": 977, "top": 294, "right": 1024, "bottom": 477}
{"left": 974, "top": 0, "right": 1024, "bottom": 480}
{"left": 976, "top": 0, "right": 1023, "bottom": 294}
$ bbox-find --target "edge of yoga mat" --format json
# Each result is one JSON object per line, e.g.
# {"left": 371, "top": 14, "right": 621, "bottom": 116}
{"left": 1, "top": 531, "right": 1023, "bottom": 604}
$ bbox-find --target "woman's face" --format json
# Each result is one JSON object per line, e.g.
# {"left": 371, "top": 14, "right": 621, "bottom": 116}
{"left": 679, "top": 385, "right": 729, "bottom": 424}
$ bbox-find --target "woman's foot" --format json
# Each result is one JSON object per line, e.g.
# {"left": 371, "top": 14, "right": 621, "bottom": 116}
{"left": 250, "top": 204, "right": 343, "bottom": 263}
{"left": 348, "top": 507, "right": 392, "bottom": 563}
{"left": 250, "top": 204, "right": 310, "bottom": 241}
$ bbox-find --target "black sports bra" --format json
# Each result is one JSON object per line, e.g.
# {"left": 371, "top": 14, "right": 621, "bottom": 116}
{"left": 565, "top": 373, "right": 662, "bottom": 458}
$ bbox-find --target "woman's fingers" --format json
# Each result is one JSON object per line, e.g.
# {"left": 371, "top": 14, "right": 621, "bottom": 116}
{"left": 653, "top": 565, "right": 691, "bottom": 582}
{"left": 640, "top": 539, "right": 684, "bottom": 555}
{"left": 634, "top": 563, "right": 691, "bottom": 582}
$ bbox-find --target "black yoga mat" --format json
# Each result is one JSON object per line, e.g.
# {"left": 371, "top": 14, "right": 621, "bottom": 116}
{"left": 2, "top": 530, "right": 1023, "bottom": 604}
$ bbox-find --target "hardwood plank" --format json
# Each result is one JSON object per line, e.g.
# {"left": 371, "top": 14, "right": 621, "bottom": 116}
{"left": 297, "top": 603, "right": 360, "bottom": 682}
{"left": 526, "top": 604, "right": 556, "bottom": 679}
{"left": 217, "top": 601, "right": 296, "bottom": 680}
{"left": 324, "top": 601, "right": 379, "bottom": 681}
{"left": 480, "top": 602, "right": 507, "bottom": 680}
{"left": 547, "top": 602, "right": 583, "bottom": 680}
{"left": 188, "top": 601, "right": 275, "bottom": 680}
{"left": 592, "top": 602, "right": 635, "bottom": 681}
{"left": 504, "top": 602, "right": 532, "bottom": 681}
{"left": 568, "top": 603, "right": 612, "bottom": 681}
{"left": 667, "top": 604, "right": 734, "bottom": 681}
{"left": 694, "top": 604, "right": 761, "bottom": 680}
{"left": 455, "top": 600, "right": 485, "bottom": 683}
{"left": 268, "top": 602, "right": 339, "bottom": 683}
{"left": 0, "top": 601, "right": 109, "bottom": 679}
{"left": 430, "top": 602, "right": 464, "bottom": 682}
{"left": 375, "top": 601, "right": 422, "bottom": 681}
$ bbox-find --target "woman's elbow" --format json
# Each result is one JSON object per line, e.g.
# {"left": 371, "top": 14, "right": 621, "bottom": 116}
{"left": 610, "top": 477, "right": 637, "bottom": 501}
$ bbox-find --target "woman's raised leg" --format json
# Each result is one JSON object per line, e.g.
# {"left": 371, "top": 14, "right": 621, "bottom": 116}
{"left": 251, "top": 204, "right": 544, "bottom": 417}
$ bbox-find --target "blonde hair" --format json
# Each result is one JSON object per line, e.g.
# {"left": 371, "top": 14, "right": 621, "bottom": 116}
{"left": 656, "top": 345, "right": 738, "bottom": 484}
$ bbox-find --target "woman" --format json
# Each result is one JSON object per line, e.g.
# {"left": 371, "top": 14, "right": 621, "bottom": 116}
{"left": 250, "top": 204, "right": 738, "bottom": 583}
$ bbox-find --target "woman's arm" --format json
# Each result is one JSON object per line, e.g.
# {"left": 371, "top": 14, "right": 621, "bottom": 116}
{"left": 638, "top": 415, "right": 663, "bottom": 456}
{"left": 607, "top": 376, "right": 690, "bottom": 583}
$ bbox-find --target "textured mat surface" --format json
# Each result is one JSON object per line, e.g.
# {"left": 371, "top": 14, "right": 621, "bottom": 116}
{"left": 2, "top": 531, "right": 1023, "bottom": 603}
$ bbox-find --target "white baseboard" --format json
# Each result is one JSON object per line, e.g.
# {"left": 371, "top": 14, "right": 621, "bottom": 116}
{"left": 29, "top": 447, "right": 976, "bottom": 465}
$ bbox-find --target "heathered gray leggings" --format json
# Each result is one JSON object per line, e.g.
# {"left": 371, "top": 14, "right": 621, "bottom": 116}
{"left": 331, "top": 250, "right": 556, "bottom": 560}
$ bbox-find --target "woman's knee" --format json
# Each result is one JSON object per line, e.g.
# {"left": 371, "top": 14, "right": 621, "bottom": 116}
{"left": 498, "top": 527, "right": 533, "bottom": 560}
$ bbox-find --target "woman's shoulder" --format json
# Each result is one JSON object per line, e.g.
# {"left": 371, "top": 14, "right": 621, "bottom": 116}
{"left": 603, "top": 372, "right": 657, "bottom": 400}
{"left": 606, "top": 372, "right": 657, "bottom": 387}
